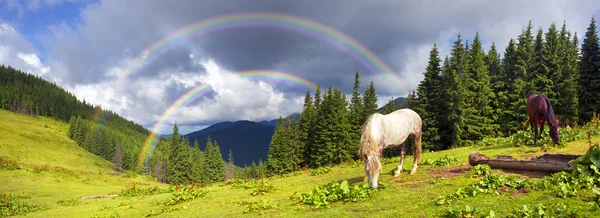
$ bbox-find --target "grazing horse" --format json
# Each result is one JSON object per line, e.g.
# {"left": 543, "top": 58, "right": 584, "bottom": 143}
{"left": 358, "top": 108, "right": 422, "bottom": 189}
{"left": 526, "top": 94, "right": 560, "bottom": 146}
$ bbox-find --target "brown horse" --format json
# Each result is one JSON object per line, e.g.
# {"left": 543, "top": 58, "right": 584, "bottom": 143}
{"left": 526, "top": 94, "right": 560, "bottom": 146}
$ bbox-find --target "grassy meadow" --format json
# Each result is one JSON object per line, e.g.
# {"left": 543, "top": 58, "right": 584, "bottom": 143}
{"left": 1, "top": 109, "right": 599, "bottom": 217}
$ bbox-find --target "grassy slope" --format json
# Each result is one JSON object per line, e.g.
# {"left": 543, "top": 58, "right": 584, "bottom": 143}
{"left": 1, "top": 109, "right": 598, "bottom": 217}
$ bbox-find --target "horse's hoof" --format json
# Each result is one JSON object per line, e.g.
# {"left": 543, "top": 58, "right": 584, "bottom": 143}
{"left": 393, "top": 173, "right": 401, "bottom": 178}
{"left": 409, "top": 170, "right": 416, "bottom": 175}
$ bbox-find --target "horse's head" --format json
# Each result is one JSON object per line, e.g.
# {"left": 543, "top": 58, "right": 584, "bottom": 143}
{"left": 364, "top": 154, "right": 382, "bottom": 189}
{"left": 550, "top": 124, "right": 561, "bottom": 144}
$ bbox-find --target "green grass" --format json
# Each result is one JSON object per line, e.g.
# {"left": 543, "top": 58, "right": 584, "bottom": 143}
{"left": 1, "top": 109, "right": 599, "bottom": 217}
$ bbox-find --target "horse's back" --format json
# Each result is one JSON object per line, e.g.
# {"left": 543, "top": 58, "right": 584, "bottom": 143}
{"left": 527, "top": 94, "right": 548, "bottom": 122}
{"left": 385, "top": 108, "right": 422, "bottom": 131}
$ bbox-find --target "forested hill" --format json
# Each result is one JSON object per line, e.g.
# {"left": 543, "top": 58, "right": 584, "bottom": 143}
{"left": 0, "top": 65, "right": 156, "bottom": 173}
{"left": 0, "top": 65, "right": 148, "bottom": 135}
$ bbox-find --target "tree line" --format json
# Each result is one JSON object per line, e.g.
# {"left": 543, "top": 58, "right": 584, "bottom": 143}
{"left": 412, "top": 18, "right": 599, "bottom": 151}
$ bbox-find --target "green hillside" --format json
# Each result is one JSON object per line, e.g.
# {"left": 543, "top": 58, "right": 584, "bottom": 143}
{"left": 2, "top": 109, "right": 599, "bottom": 217}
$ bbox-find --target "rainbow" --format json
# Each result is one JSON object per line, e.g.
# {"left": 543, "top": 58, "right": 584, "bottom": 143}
{"left": 136, "top": 70, "right": 319, "bottom": 168}
{"left": 112, "top": 12, "right": 402, "bottom": 92}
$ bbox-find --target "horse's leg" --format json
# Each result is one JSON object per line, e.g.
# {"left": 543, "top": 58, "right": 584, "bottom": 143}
{"left": 410, "top": 133, "right": 421, "bottom": 175}
{"left": 540, "top": 120, "right": 546, "bottom": 139}
{"left": 394, "top": 143, "right": 406, "bottom": 177}
{"left": 532, "top": 122, "right": 538, "bottom": 146}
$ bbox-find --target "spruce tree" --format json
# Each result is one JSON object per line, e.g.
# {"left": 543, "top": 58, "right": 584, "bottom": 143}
{"left": 361, "top": 81, "right": 378, "bottom": 123}
{"left": 539, "top": 23, "right": 561, "bottom": 107}
{"left": 285, "top": 115, "right": 302, "bottom": 171}
{"left": 211, "top": 140, "right": 225, "bottom": 181}
{"left": 530, "top": 27, "right": 545, "bottom": 96}
{"left": 449, "top": 34, "right": 468, "bottom": 147}
{"left": 298, "top": 91, "right": 314, "bottom": 166}
{"left": 166, "top": 123, "right": 189, "bottom": 184}
{"left": 416, "top": 44, "right": 443, "bottom": 150}
{"left": 486, "top": 42, "right": 505, "bottom": 131}
{"left": 305, "top": 85, "right": 321, "bottom": 166}
{"left": 348, "top": 71, "right": 364, "bottom": 158}
{"left": 557, "top": 22, "right": 580, "bottom": 122}
{"left": 191, "top": 139, "right": 205, "bottom": 182}
{"left": 463, "top": 32, "right": 497, "bottom": 141}
{"left": 267, "top": 117, "right": 288, "bottom": 174}
{"left": 579, "top": 16, "right": 600, "bottom": 122}
{"left": 517, "top": 21, "right": 537, "bottom": 97}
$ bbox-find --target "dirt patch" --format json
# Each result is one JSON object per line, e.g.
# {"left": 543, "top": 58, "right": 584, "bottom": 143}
{"left": 510, "top": 188, "right": 530, "bottom": 198}
{"left": 429, "top": 163, "right": 472, "bottom": 179}
{"left": 516, "top": 153, "right": 536, "bottom": 160}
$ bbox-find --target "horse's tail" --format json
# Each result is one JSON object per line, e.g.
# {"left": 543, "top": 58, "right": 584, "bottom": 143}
{"left": 358, "top": 115, "right": 378, "bottom": 160}
{"left": 543, "top": 95, "right": 558, "bottom": 127}
{"left": 414, "top": 114, "right": 423, "bottom": 163}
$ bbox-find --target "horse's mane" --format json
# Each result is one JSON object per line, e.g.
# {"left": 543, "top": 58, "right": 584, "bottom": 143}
{"left": 541, "top": 94, "right": 558, "bottom": 127}
{"left": 357, "top": 114, "right": 380, "bottom": 160}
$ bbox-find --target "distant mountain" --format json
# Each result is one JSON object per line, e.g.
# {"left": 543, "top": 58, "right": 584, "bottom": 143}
{"left": 376, "top": 97, "right": 408, "bottom": 112}
{"left": 184, "top": 113, "right": 300, "bottom": 167}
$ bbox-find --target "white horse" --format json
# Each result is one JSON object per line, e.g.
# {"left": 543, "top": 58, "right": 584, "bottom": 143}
{"left": 358, "top": 108, "right": 423, "bottom": 189}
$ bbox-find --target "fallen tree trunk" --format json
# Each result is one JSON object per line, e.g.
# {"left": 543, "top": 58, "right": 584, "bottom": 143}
{"left": 468, "top": 152, "right": 581, "bottom": 172}
{"left": 80, "top": 194, "right": 119, "bottom": 200}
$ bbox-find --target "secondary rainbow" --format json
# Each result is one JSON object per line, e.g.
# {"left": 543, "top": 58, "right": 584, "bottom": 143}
{"left": 136, "top": 70, "right": 319, "bottom": 168}
{"left": 113, "top": 12, "right": 403, "bottom": 92}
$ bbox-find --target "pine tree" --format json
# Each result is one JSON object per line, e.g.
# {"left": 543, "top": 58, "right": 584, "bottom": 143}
{"left": 348, "top": 71, "right": 364, "bottom": 159}
{"left": 440, "top": 34, "right": 468, "bottom": 148}
{"left": 211, "top": 140, "right": 225, "bottom": 181}
{"left": 416, "top": 44, "right": 443, "bottom": 150}
{"left": 451, "top": 34, "right": 469, "bottom": 146}
{"left": 361, "top": 81, "right": 378, "bottom": 123}
{"left": 297, "top": 91, "right": 314, "bottom": 166}
{"left": 557, "top": 22, "right": 580, "bottom": 122}
{"left": 191, "top": 139, "right": 205, "bottom": 182}
{"left": 285, "top": 115, "right": 302, "bottom": 171}
{"left": 486, "top": 42, "right": 505, "bottom": 131}
{"left": 305, "top": 85, "right": 321, "bottom": 166}
{"left": 267, "top": 117, "right": 289, "bottom": 174}
{"left": 166, "top": 123, "right": 189, "bottom": 184}
{"left": 463, "top": 32, "right": 497, "bottom": 141}
{"left": 579, "top": 16, "right": 600, "bottom": 122}
{"left": 530, "top": 27, "right": 546, "bottom": 96}
{"left": 539, "top": 23, "right": 562, "bottom": 107}
{"left": 517, "top": 21, "right": 537, "bottom": 97}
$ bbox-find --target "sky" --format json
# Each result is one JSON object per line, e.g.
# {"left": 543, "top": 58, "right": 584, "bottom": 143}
{"left": 1, "top": 0, "right": 599, "bottom": 135}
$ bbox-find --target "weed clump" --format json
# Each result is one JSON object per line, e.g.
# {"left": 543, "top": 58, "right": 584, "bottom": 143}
{"left": 0, "top": 193, "right": 45, "bottom": 217}
{"left": 118, "top": 182, "right": 173, "bottom": 197}
{"left": 0, "top": 157, "right": 20, "bottom": 170}
{"left": 293, "top": 180, "right": 386, "bottom": 209}
{"left": 421, "top": 155, "right": 459, "bottom": 167}
{"left": 308, "top": 167, "right": 331, "bottom": 176}
{"left": 163, "top": 184, "right": 208, "bottom": 206}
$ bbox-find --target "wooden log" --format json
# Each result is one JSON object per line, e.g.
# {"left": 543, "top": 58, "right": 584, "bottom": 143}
{"left": 468, "top": 152, "right": 580, "bottom": 172}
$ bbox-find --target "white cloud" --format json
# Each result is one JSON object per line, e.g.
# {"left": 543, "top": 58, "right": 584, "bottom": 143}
{"left": 0, "top": 23, "right": 52, "bottom": 79}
